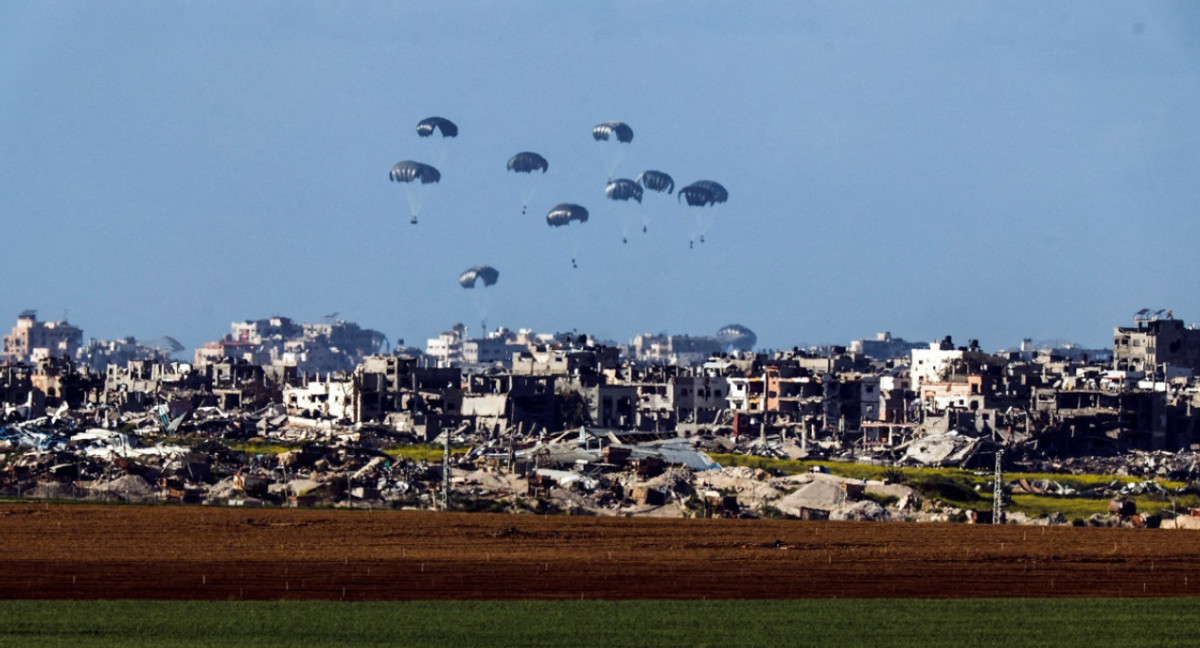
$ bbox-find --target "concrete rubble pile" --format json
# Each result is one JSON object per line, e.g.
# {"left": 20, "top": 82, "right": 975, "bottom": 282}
{"left": 1032, "top": 450, "right": 1200, "bottom": 481}
{"left": 0, "top": 399, "right": 1197, "bottom": 527}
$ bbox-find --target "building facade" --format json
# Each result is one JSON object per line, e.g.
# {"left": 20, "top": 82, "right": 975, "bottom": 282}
{"left": 2, "top": 311, "right": 83, "bottom": 363}
{"left": 1114, "top": 316, "right": 1200, "bottom": 374}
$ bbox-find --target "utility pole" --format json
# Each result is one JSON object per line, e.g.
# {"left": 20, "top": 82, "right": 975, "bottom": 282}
{"left": 442, "top": 427, "right": 451, "bottom": 512}
{"left": 508, "top": 422, "right": 519, "bottom": 475}
{"left": 993, "top": 448, "right": 1005, "bottom": 524}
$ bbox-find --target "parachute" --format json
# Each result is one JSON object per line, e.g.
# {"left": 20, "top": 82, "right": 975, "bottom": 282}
{"left": 592, "top": 121, "right": 634, "bottom": 143}
{"left": 389, "top": 161, "right": 441, "bottom": 184}
{"left": 605, "top": 179, "right": 644, "bottom": 243}
{"left": 546, "top": 203, "right": 589, "bottom": 227}
{"left": 637, "top": 170, "right": 674, "bottom": 194}
{"left": 605, "top": 179, "right": 643, "bottom": 203}
{"left": 629, "top": 171, "right": 672, "bottom": 238}
{"left": 593, "top": 121, "right": 633, "bottom": 178}
{"left": 677, "top": 184, "right": 715, "bottom": 207}
{"left": 508, "top": 152, "right": 550, "bottom": 215}
{"left": 415, "top": 117, "right": 457, "bottom": 168}
{"left": 459, "top": 265, "right": 499, "bottom": 289}
{"left": 389, "top": 161, "right": 441, "bottom": 224}
{"left": 416, "top": 117, "right": 458, "bottom": 138}
{"left": 459, "top": 265, "right": 500, "bottom": 334}
{"left": 507, "top": 152, "right": 549, "bottom": 174}
{"left": 142, "top": 336, "right": 185, "bottom": 354}
{"left": 678, "top": 180, "right": 727, "bottom": 244}
{"left": 687, "top": 180, "right": 728, "bottom": 204}
{"left": 547, "top": 204, "right": 590, "bottom": 267}
{"left": 716, "top": 324, "right": 757, "bottom": 352}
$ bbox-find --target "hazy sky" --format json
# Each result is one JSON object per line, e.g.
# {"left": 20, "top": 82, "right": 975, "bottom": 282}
{"left": 3, "top": 2, "right": 1198, "bottom": 352}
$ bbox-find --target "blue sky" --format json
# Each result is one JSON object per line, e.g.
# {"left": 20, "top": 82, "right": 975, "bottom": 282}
{"left": 2, "top": 2, "right": 1198, "bottom": 352}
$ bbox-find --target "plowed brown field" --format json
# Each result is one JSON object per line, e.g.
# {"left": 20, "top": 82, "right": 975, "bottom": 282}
{"left": 3, "top": 503, "right": 1199, "bottom": 600}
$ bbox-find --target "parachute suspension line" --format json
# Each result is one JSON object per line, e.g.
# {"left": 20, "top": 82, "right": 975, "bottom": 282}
{"left": 511, "top": 182, "right": 531, "bottom": 216}
{"left": 608, "top": 148, "right": 628, "bottom": 180}
{"left": 595, "top": 145, "right": 612, "bottom": 181}
{"left": 521, "top": 184, "right": 540, "bottom": 216}
{"left": 696, "top": 211, "right": 717, "bottom": 241}
{"left": 618, "top": 207, "right": 634, "bottom": 242}
{"left": 594, "top": 147, "right": 627, "bottom": 182}
{"left": 430, "top": 139, "right": 454, "bottom": 170}
{"left": 570, "top": 238, "right": 580, "bottom": 269}
{"left": 472, "top": 291, "right": 491, "bottom": 336}
{"left": 403, "top": 187, "right": 431, "bottom": 225}
{"left": 527, "top": 184, "right": 540, "bottom": 206}
{"left": 406, "top": 190, "right": 421, "bottom": 220}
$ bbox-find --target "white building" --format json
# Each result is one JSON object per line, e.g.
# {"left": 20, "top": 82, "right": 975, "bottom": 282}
{"left": 425, "top": 326, "right": 465, "bottom": 368}
{"left": 283, "top": 377, "right": 356, "bottom": 421}
{"left": 462, "top": 328, "right": 529, "bottom": 366}
{"left": 629, "top": 333, "right": 722, "bottom": 366}
{"left": 909, "top": 340, "right": 963, "bottom": 396}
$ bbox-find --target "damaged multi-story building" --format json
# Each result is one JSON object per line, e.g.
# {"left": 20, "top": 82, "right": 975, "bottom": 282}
{"left": 1, "top": 311, "right": 83, "bottom": 364}
{"left": 1026, "top": 311, "right": 1200, "bottom": 455}
{"left": 1114, "top": 311, "right": 1200, "bottom": 374}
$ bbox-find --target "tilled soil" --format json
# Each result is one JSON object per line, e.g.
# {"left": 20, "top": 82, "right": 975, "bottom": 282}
{"left": 2, "top": 503, "right": 1199, "bottom": 600}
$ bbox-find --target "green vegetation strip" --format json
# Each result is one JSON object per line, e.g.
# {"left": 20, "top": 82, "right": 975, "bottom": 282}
{"left": 382, "top": 444, "right": 469, "bottom": 462}
{"left": 212, "top": 441, "right": 468, "bottom": 462}
{"left": 710, "top": 453, "right": 1200, "bottom": 518}
{"left": 1, "top": 599, "right": 1199, "bottom": 648}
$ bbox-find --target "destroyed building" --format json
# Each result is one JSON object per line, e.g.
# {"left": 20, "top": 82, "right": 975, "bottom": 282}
{"left": 1032, "top": 385, "right": 1169, "bottom": 454}
{"left": 1114, "top": 312, "right": 1200, "bottom": 374}
{"left": 103, "top": 360, "right": 206, "bottom": 412}
{"left": 77, "top": 336, "right": 183, "bottom": 372}
{"left": 195, "top": 316, "right": 387, "bottom": 375}
{"left": 348, "top": 354, "right": 462, "bottom": 439}
{"left": 461, "top": 372, "right": 558, "bottom": 438}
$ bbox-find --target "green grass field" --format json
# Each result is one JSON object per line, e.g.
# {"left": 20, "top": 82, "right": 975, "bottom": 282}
{"left": 2, "top": 599, "right": 1199, "bottom": 648}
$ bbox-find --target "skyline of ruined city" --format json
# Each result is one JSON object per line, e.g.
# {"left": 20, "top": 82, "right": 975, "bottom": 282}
{"left": 1, "top": 306, "right": 1146, "bottom": 369}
